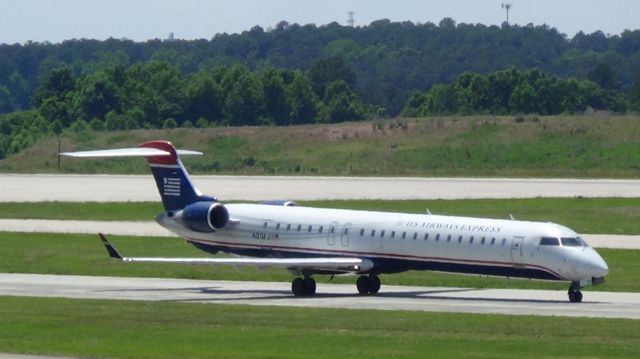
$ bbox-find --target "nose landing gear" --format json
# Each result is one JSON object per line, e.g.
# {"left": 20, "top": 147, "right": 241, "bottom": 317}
{"left": 568, "top": 282, "right": 583, "bottom": 303}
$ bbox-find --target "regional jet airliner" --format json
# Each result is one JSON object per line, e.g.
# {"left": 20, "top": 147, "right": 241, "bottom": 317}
{"left": 63, "top": 140, "right": 608, "bottom": 302}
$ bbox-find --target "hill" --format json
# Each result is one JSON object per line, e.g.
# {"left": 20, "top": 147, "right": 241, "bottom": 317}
{"left": 3, "top": 114, "right": 640, "bottom": 178}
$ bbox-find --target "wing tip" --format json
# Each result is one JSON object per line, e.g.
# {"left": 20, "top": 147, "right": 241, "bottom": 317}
{"left": 99, "top": 233, "right": 123, "bottom": 260}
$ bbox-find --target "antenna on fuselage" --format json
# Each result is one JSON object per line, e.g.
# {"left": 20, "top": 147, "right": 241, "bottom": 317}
{"left": 508, "top": 213, "right": 515, "bottom": 220}
{"left": 426, "top": 208, "right": 432, "bottom": 215}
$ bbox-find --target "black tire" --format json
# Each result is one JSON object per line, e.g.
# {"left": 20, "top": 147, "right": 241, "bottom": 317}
{"left": 292, "top": 277, "right": 306, "bottom": 296}
{"left": 356, "top": 275, "right": 369, "bottom": 294}
{"left": 304, "top": 277, "right": 316, "bottom": 296}
{"left": 568, "top": 289, "right": 583, "bottom": 303}
{"left": 368, "top": 275, "right": 381, "bottom": 294}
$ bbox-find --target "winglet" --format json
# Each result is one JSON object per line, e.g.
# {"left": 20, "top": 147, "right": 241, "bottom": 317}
{"left": 99, "top": 233, "right": 123, "bottom": 260}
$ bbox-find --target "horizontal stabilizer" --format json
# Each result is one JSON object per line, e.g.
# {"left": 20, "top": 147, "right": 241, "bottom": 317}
{"left": 60, "top": 148, "right": 203, "bottom": 158}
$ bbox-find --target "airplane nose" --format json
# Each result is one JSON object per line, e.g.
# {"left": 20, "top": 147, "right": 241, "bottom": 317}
{"left": 589, "top": 253, "right": 609, "bottom": 278}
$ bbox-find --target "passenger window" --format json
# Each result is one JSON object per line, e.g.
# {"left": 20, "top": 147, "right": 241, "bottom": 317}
{"left": 561, "top": 237, "right": 581, "bottom": 246}
{"left": 344, "top": 228, "right": 349, "bottom": 235}
{"left": 391, "top": 231, "right": 396, "bottom": 239}
{"left": 447, "top": 235, "right": 451, "bottom": 242}
{"left": 458, "top": 235, "right": 463, "bottom": 243}
{"left": 481, "top": 237, "right": 486, "bottom": 244}
{"left": 297, "top": 224, "right": 302, "bottom": 232}
{"left": 371, "top": 230, "right": 376, "bottom": 237}
{"left": 276, "top": 223, "right": 281, "bottom": 230}
{"left": 380, "top": 230, "right": 385, "bottom": 238}
{"left": 318, "top": 226, "right": 323, "bottom": 233}
{"left": 360, "top": 229, "right": 365, "bottom": 236}
{"left": 501, "top": 238, "right": 506, "bottom": 246}
{"left": 402, "top": 232, "right": 406, "bottom": 239}
{"left": 491, "top": 237, "right": 496, "bottom": 245}
{"left": 469, "top": 236, "right": 474, "bottom": 244}
{"left": 263, "top": 222, "right": 268, "bottom": 228}
{"left": 413, "top": 232, "right": 417, "bottom": 240}
{"left": 424, "top": 233, "right": 429, "bottom": 240}
{"left": 308, "top": 225, "right": 313, "bottom": 232}
{"left": 286, "top": 224, "right": 291, "bottom": 231}
{"left": 435, "top": 234, "right": 440, "bottom": 242}
{"left": 540, "top": 237, "right": 560, "bottom": 246}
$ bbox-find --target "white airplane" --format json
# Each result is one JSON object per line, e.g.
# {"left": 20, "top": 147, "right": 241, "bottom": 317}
{"left": 63, "top": 140, "right": 609, "bottom": 303}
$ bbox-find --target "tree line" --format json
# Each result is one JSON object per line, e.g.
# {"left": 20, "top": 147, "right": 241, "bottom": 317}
{"left": 402, "top": 67, "right": 631, "bottom": 116}
{"left": 1, "top": 18, "right": 640, "bottom": 116}
{"left": 31, "top": 59, "right": 370, "bottom": 131}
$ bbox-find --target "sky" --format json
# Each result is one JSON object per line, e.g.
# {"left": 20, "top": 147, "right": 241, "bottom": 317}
{"left": 0, "top": 0, "right": 638, "bottom": 44}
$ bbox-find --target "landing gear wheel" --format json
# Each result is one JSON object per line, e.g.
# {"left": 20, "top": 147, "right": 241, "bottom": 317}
{"left": 304, "top": 277, "right": 316, "bottom": 296}
{"left": 568, "top": 282, "right": 583, "bottom": 303}
{"left": 356, "top": 275, "right": 369, "bottom": 294}
{"left": 292, "top": 277, "right": 306, "bottom": 296}
{"left": 368, "top": 275, "right": 381, "bottom": 294}
{"left": 568, "top": 288, "right": 583, "bottom": 303}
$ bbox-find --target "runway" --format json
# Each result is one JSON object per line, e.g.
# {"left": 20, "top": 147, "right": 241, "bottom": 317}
{"left": 1, "top": 218, "right": 638, "bottom": 249}
{"left": 1, "top": 273, "right": 638, "bottom": 319}
{"left": 4, "top": 174, "right": 640, "bottom": 202}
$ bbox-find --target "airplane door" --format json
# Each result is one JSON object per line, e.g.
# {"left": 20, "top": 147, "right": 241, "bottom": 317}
{"left": 341, "top": 223, "right": 352, "bottom": 247}
{"left": 511, "top": 236, "right": 525, "bottom": 266}
{"left": 327, "top": 221, "right": 339, "bottom": 246}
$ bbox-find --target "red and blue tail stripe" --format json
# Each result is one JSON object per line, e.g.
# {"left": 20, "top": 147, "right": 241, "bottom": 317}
{"left": 139, "top": 140, "right": 215, "bottom": 211}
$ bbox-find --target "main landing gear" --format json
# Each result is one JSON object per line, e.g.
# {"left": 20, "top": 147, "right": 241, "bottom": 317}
{"left": 356, "top": 274, "right": 381, "bottom": 295}
{"left": 568, "top": 282, "right": 583, "bottom": 303}
{"left": 291, "top": 276, "right": 316, "bottom": 296}
{"left": 290, "top": 274, "right": 382, "bottom": 296}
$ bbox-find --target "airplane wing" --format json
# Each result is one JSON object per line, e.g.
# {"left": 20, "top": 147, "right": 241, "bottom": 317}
{"left": 99, "top": 234, "right": 373, "bottom": 273}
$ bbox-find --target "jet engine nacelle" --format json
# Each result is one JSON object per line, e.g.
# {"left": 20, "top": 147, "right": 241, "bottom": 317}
{"left": 178, "top": 201, "right": 229, "bottom": 232}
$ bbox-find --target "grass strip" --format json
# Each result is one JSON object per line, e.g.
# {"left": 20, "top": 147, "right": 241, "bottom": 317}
{"left": 1, "top": 232, "right": 638, "bottom": 292}
{"left": 0, "top": 296, "right": 639, "bottom": 358}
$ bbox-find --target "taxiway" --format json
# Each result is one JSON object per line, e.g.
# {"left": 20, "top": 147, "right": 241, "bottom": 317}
{"left": 1, "top": 273, "right": 638, "bottom": 320}
{"left": 4, "top": 174, "right": 640, "bottom": 202}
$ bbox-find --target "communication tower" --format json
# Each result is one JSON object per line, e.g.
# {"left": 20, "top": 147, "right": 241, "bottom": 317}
{"left": 501, "top": 3, "right": 512, "bottom": 25}
{"left": 347, "top": 11, "right": 355, "bottom": 27}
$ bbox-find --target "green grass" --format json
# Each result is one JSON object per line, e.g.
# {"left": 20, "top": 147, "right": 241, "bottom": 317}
{"left": 4, "top": 115, "right": 640, "bottom": 177}
{"left": 1, "top": 232, "right": 637, "bottom": 292}
{"left": 0, "top": 296, "right": 639, "bottom": 358}
{"left": 4, "top": 197, "right": 640, "bottom": 234}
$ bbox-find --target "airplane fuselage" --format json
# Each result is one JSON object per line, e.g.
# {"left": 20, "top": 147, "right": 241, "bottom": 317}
{"left": 158, "top": 203, "right": 608, "bottom": 284}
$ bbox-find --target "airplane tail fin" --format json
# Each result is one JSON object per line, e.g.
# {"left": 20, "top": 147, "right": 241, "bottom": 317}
{"left": 61, "top": 140, "right": 215, "bottom": 211}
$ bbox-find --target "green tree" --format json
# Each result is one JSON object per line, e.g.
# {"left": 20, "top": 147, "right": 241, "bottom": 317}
{"left": 287, "top": 72, "right": 319, "bottom": 124}
{"left": 509, "top": 82, "right": 539, "bottom": 113}
{"left": 32, "top": 66, "right": 76, "bottom": 107}
{"left": 262, "top": 70, "right": 290, "bottom": 125}
{"left": 0, "top": 86, "right": 13, "bottom": 114}
{"left": 184, "top": 72, "right": 223, "bottom": 122}
{"left": 76, "top": 72, "right": 121, "bottom": 121}
{"left": 224, "top": 70, "right": 263, "bottom": 125}
{"left": 308, "top": 56, "right": 356, "bottom": 98}
{"left": 323, "top": 80, "right": 367, "bottom": 122}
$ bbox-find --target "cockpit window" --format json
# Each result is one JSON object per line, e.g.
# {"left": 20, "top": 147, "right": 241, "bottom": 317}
{"left": 540, "top": 237, "right": 560, "bottom": 246}
{"left": 561, "top": 237, "right": 582, "bottom": 247}
{"left": 577, "top": 237, "right": 589, "bottom": 247}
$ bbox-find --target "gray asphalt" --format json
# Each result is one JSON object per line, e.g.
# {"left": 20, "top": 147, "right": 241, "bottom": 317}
{"left": 1, "top": 218, "right": 638, "bottom": 249}
{"left": 4, "top": 174, "right": 640, "bottom": 201}
{"left": 1, "top": 273, "right": 638, "bottom": 320}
